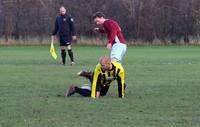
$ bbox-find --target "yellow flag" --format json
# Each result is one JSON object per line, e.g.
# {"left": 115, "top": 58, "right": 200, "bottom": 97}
{"left": 50, "top": 41, "right": 57, "bottom": 60}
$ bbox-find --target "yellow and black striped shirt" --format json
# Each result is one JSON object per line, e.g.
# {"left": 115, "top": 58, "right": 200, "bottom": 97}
{"left": 91, "top": 61, "right": 125, "bottom": 98}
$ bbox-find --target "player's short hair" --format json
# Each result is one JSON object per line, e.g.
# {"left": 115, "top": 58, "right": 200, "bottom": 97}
{"left": 92, "top": 12, "right": 105, "bottom": 19}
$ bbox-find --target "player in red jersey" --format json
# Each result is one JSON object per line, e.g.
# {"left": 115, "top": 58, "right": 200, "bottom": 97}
{"left": 93, "top": 12, "right": 127, "bottom": 63}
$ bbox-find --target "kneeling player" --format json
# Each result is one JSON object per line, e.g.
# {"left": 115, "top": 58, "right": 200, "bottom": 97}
{"left": 65, "top": 56, "right": 127, "bottom": 98}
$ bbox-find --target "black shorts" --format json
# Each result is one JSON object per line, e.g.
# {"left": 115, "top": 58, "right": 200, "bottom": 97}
{"left": 90, "top": 73, "right": 110, "bottom": 96}
{"left": 59, "top": 36, "right": 71, "bottom": 46}
{"left": 96, "top": 84, "right": 110, "bottom": 96}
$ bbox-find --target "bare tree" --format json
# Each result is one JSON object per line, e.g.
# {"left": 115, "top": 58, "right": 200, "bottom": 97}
{"left": 0, "top": 0, "right": 4, "bottom": 37}
{"left": 0, "top": 0, "right": 200, "bottom": 44}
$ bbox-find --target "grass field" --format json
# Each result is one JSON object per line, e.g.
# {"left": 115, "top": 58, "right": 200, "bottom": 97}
{"left": 0, "top": 45, "right": 200, "bottom": 127}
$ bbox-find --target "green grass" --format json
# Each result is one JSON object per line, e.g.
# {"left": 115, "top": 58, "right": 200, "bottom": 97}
{"left": 0, "top": 45, "right": 200, "bottom": 127}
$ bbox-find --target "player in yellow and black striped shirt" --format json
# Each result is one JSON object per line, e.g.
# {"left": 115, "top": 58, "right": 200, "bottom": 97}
{"left": 66, "top": 56, "right": 126, "bottom": 98}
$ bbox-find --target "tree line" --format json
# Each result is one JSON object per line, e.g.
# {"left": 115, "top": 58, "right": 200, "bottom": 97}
{"left": 0, "top": 0, "right": 200, "bottom": 44}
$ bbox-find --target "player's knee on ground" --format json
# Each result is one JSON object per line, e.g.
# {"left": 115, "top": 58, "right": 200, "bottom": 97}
{"left": 75, "top": 86, "right": 91, "bottom": 97}
{"left": 99, "top": 86, "right": 109, "bottom": 96}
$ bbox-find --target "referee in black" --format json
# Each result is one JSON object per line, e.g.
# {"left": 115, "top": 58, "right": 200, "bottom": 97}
{"left": 51, "top": 6, "right": 77, "bottom": 65}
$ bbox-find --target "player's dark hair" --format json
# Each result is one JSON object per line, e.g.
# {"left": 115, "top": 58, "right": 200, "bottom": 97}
{"left": 92, "top": 12, "right": 105, "bottom": 19}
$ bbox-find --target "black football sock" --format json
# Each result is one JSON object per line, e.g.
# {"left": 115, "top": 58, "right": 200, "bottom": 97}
{"left": 75, "top": 87, "right": 91, "bottom": 97}
{"left": 61, "top": 49, "right": 66, "bottom": 64}
{"left": 68, "top": 49, "right": 74, "bottom": 62}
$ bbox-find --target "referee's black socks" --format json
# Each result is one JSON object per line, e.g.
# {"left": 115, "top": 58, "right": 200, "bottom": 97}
{"left": 68, "top": 49, "right": 74, "bottom": 62}
{"left": 61, "top": 49, "right": 66, "bottom": 65}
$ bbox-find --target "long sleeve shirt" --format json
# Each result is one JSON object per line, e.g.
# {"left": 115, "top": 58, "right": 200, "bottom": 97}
{"left": 91, "top": 61, "right": 125, "bottom": 98}
{"left": 98, "top": 19, "right": 126, "bottom": 45}
{"left": 52, "top": 14, "right": 76, "bottom": 41}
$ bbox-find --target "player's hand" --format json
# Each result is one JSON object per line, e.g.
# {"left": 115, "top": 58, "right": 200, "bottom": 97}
{"left": 72, "top": 36, "right": 77, "bottom": 41}
{"left": 96, "top": 91, "right": 100, "bottom": 98}
{"left": 106, "top": 43, "right": 112, "bottom": 49}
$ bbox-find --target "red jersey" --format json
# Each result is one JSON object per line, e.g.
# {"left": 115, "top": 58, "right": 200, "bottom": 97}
{"left": 99, "top": 19, "right": 126, "bottom": 45}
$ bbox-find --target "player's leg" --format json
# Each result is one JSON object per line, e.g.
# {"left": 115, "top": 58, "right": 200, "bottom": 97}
{"left": 66, "top": 44, "right": 74, "bottom": 65}
{"left": 60, "top": 46, "right": 66, "bottom": 65}
{"left": 100, "top": 85, "right": 110, "bottom": 96}
{"left": 111, "top": 43, "right": 126, "bottom": 63}
{"left": 110, "top": 36, "right": 127, "bottom": 63}
{"left": 77, "top": 70, "right": 93, "bottom": 82}
{"left": 66, "top": 84, "right": 91, "bottom": 97}
{"left": 76, "top": 85, "right": 91, "bottom": 97}
{"left": 59, "top": 36, "right": 67, "bottom": 65}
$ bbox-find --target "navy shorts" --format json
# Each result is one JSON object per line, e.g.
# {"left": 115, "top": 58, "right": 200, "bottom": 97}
{"left": 59, "top": 36, "right": 71, "bottom": 46}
